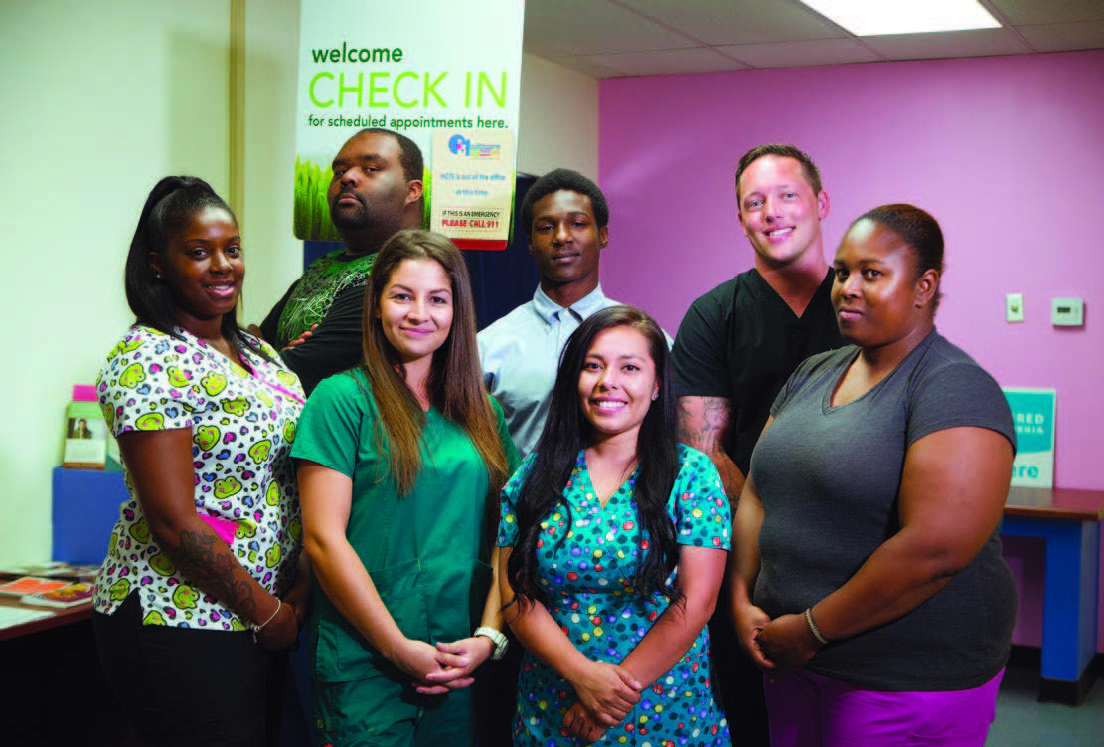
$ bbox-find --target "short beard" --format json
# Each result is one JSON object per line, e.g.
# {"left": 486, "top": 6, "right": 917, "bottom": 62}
{"left": 330, "top": 202, "right": 372, "bottom": 230}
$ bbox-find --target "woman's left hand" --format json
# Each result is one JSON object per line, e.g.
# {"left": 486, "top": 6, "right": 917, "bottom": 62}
{"left": 754, "top": 612, "right": 822, "bottom": 679}
{"left": 562, "top": 701, "right": 609, "bottom": 743}
{"left": 414, "top": 636, "right": 495, "bottom": 694}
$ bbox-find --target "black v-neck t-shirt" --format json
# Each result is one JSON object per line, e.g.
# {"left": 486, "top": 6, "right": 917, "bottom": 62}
{"left": 672, "top": 268, "right": 844, "bottom": 475}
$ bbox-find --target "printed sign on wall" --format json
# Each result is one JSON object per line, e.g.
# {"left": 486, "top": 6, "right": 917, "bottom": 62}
{"left": 1002, "top": 387, "right": 1056, "bottom": 488}
{"left": 430, "top": 130, "right": 514, "bottom": 250}
{"left": 293, "top": 0, "right": 524, "bottom": 245}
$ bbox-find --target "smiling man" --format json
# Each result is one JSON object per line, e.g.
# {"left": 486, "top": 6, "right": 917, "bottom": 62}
{"left": 478, "top": 169, "right": 626, "bottom": 461}
{"left": 256, "top": 127, "right": 423, "bottom": 393}
{"left": 671, "top": 143, "right": 845, "bottom": 746}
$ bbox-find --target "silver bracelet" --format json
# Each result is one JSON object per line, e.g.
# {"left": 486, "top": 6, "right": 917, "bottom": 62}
{"left": 251, "top": 600, "right": 282, "bottom": 643}
{"left": 805, "top": 607, "right": 830, "bottom": 646}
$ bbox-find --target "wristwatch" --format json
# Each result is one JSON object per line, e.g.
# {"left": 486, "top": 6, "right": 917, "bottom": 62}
{"left": 474, "top": 626, "right": 509, "bottom": 660}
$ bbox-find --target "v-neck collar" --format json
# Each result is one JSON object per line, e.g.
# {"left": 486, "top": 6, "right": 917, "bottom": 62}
{"left": 748, "top": 266, "right": 834, "bottom": 322}
{"left": 573, "top": 450, "right": 640, "bottom": 509}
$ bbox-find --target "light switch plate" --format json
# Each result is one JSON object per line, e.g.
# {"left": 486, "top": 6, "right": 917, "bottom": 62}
{"left": 1051, "top": 297, "right": 1084, "bottom": 327}
{"left": 1006, "top": 293, "right": 1024, "bottom": 323}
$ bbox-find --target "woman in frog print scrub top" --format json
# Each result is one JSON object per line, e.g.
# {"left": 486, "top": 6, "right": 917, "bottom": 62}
{"left": 92, "top": 176, "right": 310, "bottom": 747}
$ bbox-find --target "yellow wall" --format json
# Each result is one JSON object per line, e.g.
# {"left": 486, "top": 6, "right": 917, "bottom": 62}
{"left": 0, "top": 0, "right": 231, "bottom": 564}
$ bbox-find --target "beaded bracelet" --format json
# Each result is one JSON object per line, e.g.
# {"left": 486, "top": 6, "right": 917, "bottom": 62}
{"left": 805, "top": 607, "right": 830, "bottom": 646}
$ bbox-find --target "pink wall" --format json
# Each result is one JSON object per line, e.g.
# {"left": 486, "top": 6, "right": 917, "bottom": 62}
{"left": 599, "top": 50, "right": 1104, "bottom": 491}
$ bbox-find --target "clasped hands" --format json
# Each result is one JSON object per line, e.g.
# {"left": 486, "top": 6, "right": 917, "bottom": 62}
{"left": 735, "top": 603, "right": 822, "bottom": 680}
{"left": 392, "top": 636, "right": 496, "bottom": 695}
{"left": 561, "top": 660, "right": 643, "bottom": 743}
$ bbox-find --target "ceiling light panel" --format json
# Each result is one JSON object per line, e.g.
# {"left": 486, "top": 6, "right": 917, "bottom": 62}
{"left": 798, "top": 0, "right": 1002, "bottom": 36}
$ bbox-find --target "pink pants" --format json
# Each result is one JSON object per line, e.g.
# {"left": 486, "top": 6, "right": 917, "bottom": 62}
{"left": 763, "top": 667, "right": 1003, "bottom": 746}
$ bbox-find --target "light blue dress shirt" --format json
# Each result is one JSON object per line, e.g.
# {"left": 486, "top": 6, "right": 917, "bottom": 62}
{"left": 477, "top": 285, "right": 624, "bottom": 459}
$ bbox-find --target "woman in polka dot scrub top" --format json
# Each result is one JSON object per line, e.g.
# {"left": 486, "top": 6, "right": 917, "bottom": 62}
{"left": 498, "top": 306, "right": 732, "bottom": 746}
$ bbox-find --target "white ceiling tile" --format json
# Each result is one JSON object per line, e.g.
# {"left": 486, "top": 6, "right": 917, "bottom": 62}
{"left": 582, "top": 47, "right": 751, "bottom": 77}
{"left": 716, "top": 38, "right": 882, "bottom": 69}
{"left": 621, "top": 0, "right": 847, "bottom": 45}
{"left": 521, "top": 0, "right": 1104, "bottom": 78}
{"left": 541, "top": 55, "right": 630, "bottom": 79}
{"left": 861, "top": 28, "right": 1031, "bottom": 59}
{"left": 987, "top": 0, "right": 1104, "bottom": 26}
{"left": 1016, "top": 21, "right": 1104, "bottom": 52}
{"left": 523, "top": 0, "right": 695, "bottom": 57}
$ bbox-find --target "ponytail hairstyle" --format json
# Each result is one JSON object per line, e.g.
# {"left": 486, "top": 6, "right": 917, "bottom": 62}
{"left": 507, "top": 306, "right": 682, "bottom": 607}
{"left": 852, "top": 203, "right": 945, "bottom": 312}
{"left": 360, "top": 229, "right": 508, "bottom": 495}
{"left": 123, "top": 176, "right": 270, "bottom": 360}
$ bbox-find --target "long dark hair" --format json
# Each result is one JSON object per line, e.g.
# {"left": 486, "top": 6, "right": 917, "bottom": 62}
{"left": 507, "top": 306, "right": 682, "bottom": 607}
{"left": 360, "top": 229, "right": 508, "bottom": 496}
{"left": 123, "top": 176, "right": 269, "bottom": 360}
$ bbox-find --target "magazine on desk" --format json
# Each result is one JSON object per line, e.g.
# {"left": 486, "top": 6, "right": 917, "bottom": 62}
{"left": 0, "top": 562, "right": 101, "bottom": 581}
{"left": 21, "top": 582, "right": 94, "bottom": 609}
{"left": 0, "top": 576, "right": 72, "bottom": 597}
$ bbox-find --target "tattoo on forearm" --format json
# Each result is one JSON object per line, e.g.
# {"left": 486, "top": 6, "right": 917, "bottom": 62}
{"left": 679, "top": 397, "right": 745, "bottom": 505}
{"left": 678, "top": 397, "right": 731, "bottom": 452}
{"left": 176, "top": 528, "right": 259, "bottom": 621}
{"left": 703, "top": 398, "right": 729, "bottom": 430}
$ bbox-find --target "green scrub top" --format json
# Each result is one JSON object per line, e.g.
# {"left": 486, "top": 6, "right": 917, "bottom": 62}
{"left": 292, "top": 369, "right": 519, "bottom": 684}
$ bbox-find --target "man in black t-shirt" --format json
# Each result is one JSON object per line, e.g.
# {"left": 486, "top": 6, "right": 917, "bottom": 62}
{"left": 672, "top": 144, "right": 844, "bottom": 746}
{"left": 253, "top": 128, "right": 424, "bottom": 393}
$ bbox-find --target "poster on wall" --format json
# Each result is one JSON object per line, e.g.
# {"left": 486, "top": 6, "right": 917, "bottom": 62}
{"left": 293, "top": 0, "right": 524, "bottom": 248}
{"left": 1002, "top": 387, "right": 1056, "bottom": 488}
{"left": 430, "top": 130, "right": 514, "bottom": 250}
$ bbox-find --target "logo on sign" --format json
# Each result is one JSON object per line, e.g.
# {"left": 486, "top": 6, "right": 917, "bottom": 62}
{"left": 448, "top": 134, "right": 470, "bottom": 156}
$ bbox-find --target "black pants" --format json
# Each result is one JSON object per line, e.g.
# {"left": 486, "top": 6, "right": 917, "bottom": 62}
{"left": 93, "top": 593, "right": 294, "bottom": 747}
{"left": 474, "top": 640, "right": 523, "bottom": 746}
{"left": 711, "top": 607, "right": 770, "bottom": 747}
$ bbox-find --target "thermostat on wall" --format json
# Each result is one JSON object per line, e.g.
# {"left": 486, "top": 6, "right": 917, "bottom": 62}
{"left": 1050, "top": 297, "right": 1084, "bottom": 327}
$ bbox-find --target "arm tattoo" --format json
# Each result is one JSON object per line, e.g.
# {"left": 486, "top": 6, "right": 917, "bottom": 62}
{"left": 175, "top": 527, "right": 260, "bottom": 621}
{"left": 678, "top": 396, "right": 745, "bottom": 507}
{"left": 678, "top": 397, "right": 732, "bottom": 453}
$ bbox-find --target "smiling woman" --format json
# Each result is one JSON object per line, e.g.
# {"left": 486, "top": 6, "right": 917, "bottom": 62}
{"left": 292, "top": 229, "right": 519, "bottom": 746}
{"left": 92, "top": 176, "right": 310, "bottom": 747}
{"left": 499, "top": 305, "right": 731, "bottom": 747}
{"left": 149, "top": 204, "right": 242, "bottom": 327}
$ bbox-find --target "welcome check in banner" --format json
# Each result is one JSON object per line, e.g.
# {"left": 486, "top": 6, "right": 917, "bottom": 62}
{"left": 293, "top": 0, "right": 524, "bottom": 249}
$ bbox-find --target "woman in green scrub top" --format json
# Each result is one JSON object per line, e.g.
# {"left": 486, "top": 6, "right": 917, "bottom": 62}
{"left": 293, "top": 229, "right": 519, "bottom": 747}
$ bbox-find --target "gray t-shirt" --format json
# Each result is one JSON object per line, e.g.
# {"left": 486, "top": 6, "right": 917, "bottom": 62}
{"left": 750, "top": 330, "right": 1017, "bottom": 691}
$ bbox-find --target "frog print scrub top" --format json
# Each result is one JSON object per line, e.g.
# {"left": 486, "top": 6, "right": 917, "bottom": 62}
{"left": 499, "top": 445, "right": 732, "bottom": 747}
{"left": 93, "top": 325, "right": 305, "bottom": 630}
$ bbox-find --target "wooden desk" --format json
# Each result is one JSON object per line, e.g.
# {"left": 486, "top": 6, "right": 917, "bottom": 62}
{"left": 0, "top": 584, "right": 138, "bottom": 745}
{"left": 1002, "top": 486, "right": 1104, "bottom": 705}
{"left": 0, "top": 595, "right": 91, "bottom": 642}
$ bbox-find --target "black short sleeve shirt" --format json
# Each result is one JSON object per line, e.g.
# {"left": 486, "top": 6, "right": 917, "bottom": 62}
{"left": 672, "top": 268, "right": 844, "bottom": 475}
